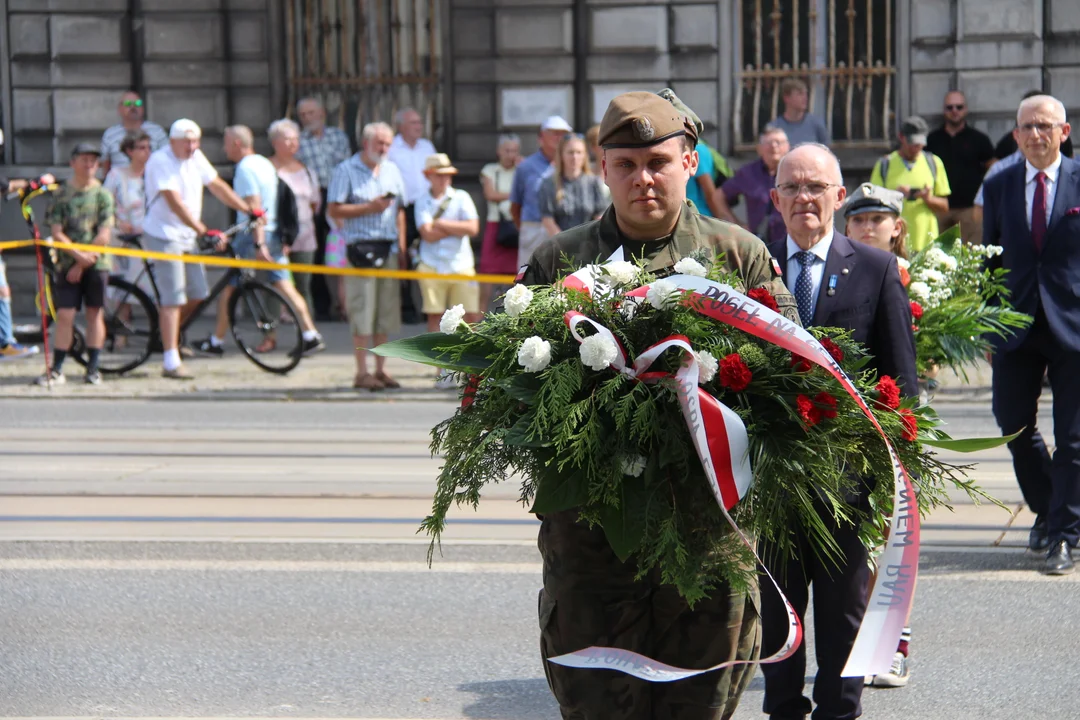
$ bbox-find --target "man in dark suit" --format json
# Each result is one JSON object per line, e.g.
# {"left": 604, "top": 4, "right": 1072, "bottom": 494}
{"left": 760, "top": 143, "right": 917, "bottom": 720}
{"left": 982, "top": 94, "right": 1079, "bottom": 575}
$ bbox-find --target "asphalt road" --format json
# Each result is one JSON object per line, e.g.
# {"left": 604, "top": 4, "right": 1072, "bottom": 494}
{"left": 0, "top": 398, "right": 1073, "bottom": 720}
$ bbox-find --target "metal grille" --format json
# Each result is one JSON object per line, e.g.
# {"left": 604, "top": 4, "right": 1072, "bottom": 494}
{"left": 733, "top": 0, "right": 895, "bottom": 150}
{"left": 283, "top": 0, "right": 441, "bottom": 141}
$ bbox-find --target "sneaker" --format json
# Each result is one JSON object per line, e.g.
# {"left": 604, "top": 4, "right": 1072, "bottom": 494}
{"left": 435, "top": 372, "right": 457, "bottom": 391}
{"left": 290, "top": 336, "right": 326, "bottom": 358}
{"left": 0, "top": 342, "right": 39, "bottom": 361}
{"left": 32, "top": 369, "right": 65, "bottom": 386}
{"left": 869, "top": 652, "right": 910, "bottom": 688}
{"left": 191, "top": 338, "right": 224, "bottom": 357}
{"left": 84, "top": 370, "right": 102, "bottom": 385}
{"left": 161, "top": 365, "right": 195, "bottom": 380}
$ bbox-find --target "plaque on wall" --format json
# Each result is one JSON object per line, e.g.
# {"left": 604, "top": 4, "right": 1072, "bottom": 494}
{"left": 500, "top": 87, "right": 573, "bottom": 128}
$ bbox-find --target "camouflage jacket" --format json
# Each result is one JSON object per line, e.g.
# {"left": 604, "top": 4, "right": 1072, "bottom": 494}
{"left": 520, "top": 201, "right": 801, "bottom": 324}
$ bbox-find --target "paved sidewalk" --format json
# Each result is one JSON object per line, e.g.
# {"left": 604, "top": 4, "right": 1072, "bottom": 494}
{"left": 0, "top": 316, "right": 996, "bottom": 401}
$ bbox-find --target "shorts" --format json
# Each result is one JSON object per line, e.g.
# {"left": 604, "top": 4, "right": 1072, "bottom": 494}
{"left": 416, "top": 263, "right": 479, "bottom": 315}
{"left": 231, "top": 230, "right": 290, "bottom": 285}
{"left": 143, "top": 234, "right": 209, "bottom": 306}
{"left": 344, "top": 251, "right": 401, "bottom": 336}
{"left": 517, "top": 222, "right": 550, "bottom": 269}
{"left": 55, "top": 269, "right": 109, "bottom": 310}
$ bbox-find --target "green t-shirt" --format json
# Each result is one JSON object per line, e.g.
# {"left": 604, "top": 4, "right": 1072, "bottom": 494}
{"left": 870, "top": 151, "right": 951, "bottom": 252}
{"left": 45, "top": 181, "right": 115, "bottom": 271}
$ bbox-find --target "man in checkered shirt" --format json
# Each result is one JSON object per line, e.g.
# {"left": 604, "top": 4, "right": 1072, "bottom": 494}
{"left": 296, "top": 96, "right": 353, "bottom": 321}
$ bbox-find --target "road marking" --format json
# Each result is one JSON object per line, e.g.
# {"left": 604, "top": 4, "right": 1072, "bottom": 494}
{"left": 0, "top": 535, "right": 540, "bottom": 546}
{"left": 0, "top": 558, "right": 542, "bottom": 574}
{"left": 0, "top": 515, "right": 538, "bottom": 525}
{"left": 1, "top": 717, "right": 484, "bottom": 720}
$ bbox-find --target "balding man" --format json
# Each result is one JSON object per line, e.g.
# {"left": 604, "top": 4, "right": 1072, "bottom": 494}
{"left": 763, "top": 143, "right": 916, "bottom": 720}
{"left": 926, "top": 91, "right": 994, "bottom": 244}
{"left": 100, "top": 90, "right": 168, "bottom": 176}
{"left": 388, "top": 107, "right": 437, "bottom": 324}
{"left": 296, "top": 97, "right": 353, "bottom": 320}
{"left": 983, "top": 94, "right": 1080, "bottom": 575}
{"left": 191, "top": 125, "right": 324, "bottom": 360}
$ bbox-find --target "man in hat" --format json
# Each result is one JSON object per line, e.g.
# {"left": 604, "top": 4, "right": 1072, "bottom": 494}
{"left": 870, "top": 116, "right": 951, "bottom": 252}
{"left": 413, "top": 153, "right": 480, "bottom": 388}
{"left": 36, "top": 144, "right": 115, "bottom": 386}
{"left": 510, "top": 115, "right": 572, "bottom": 268}
{"left": 142, "top": 118, "right": 261, "bottom": 379}
{"left": 521, "top": 90, "right": 798, "bottom": 720}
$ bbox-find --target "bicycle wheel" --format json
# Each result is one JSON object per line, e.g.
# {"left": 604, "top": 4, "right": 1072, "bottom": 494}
{"left": 228, "top": 280, "right": 303, "bottom": 374}
{"left": 70, "top": 277, "right": 158, "bottom": 374}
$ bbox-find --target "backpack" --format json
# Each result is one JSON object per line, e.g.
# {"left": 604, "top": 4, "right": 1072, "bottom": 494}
{"left": 877, "top": 150, "right": 938, "bottom": 186}
{"left": 276, "top": 176, "right": 300, "bottom": 247}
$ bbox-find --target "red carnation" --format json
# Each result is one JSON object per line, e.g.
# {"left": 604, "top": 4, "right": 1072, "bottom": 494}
{"left": 900, "top": 408, "right": 918, "bottom": 442}
{"left": 748, "top": 287, "right": 779, "bottom": 313}
{"left": 910, "top": 301, "right": 924, "bottom": 321}
{"left": 875, "top": 375, "right": 901, "bottom": 410}
{"left": 814, "top": 391, "right": 838, "bottom": 420}
{"left": 790, "top": 353, "right": 813, "bottom": 373}
{"left": 719, "top": 353, "right": 753, "bottom": 392}
{"left": 461, "top": 374, "right": 480, "bottom": 409}
{"left": 819, "top": 338, "right": 844, "bottom": 363}
{"left": 797, "top": 394, "right": 822, "bottom": 427}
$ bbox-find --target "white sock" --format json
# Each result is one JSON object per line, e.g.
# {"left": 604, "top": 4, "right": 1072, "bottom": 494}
{"left": 163, "top": 349, "right": 181, "bottom": 371}
{"left": 302, "top": 330, "right": 319, "bottom": 342}
{"left": 209, "top": 335, "right": 224, "bottom": 347}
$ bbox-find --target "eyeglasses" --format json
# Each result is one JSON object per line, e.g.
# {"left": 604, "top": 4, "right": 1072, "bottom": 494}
{"left": 775, "top": 182, "right": 838, "bottom": 199}
{"left": 945, "top": 104, "right": 965, "bottom": 111}
{"left": 1018, "top": 122, "right": 1063, "bottom": 135}
{"left": 122, "top": 99, "right": 143, "bottom": 108}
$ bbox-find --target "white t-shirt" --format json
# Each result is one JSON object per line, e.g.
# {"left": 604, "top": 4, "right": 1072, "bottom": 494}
{"left": 414, "top": 186, "right": 478, "bottom": 274}
{"left": 388, "top": 135, "right": 436, "bottom": 205}
{"left": 480, "top": 162, "right": 516, "bottom": 223}
{"left": 142, "top": 146, "right": 219, "bottom": 245}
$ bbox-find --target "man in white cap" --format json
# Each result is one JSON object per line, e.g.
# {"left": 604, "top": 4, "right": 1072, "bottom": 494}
{"left": 142, "top": 118, "right": 262, "bottom": 379}
{"left": 509, "top": 115, "right": 571, "bottom": 267}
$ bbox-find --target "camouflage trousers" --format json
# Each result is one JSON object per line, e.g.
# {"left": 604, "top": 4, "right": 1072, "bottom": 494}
{"left": 538, "top": 510, "right": 761, "bottom": 720}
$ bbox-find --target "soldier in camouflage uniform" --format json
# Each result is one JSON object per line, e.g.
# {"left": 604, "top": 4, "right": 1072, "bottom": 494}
{"left": 520, "top": 91, "right": 800, "bottom": 720}
{"left": 39, "top": 143, "right": 115, "bottom": 386}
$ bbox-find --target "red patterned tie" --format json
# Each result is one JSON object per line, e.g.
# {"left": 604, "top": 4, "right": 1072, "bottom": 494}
{"left": 1032, "top": 171, "right": 1047, "bottom": 253}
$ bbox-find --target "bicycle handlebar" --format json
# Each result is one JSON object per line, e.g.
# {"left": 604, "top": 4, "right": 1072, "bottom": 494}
{"left": 195, "top": 219, "right": 259, "bottom": 252}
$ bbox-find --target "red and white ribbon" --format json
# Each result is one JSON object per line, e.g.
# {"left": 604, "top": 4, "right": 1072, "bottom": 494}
{"left": 550, "top": 268, "right": 918, "bottom": 680}
{"left": 553, "top": 310, "right": 802, "bottom": 681}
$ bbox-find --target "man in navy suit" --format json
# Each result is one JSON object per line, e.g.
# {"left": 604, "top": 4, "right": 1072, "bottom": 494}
{"left": 760, "top": 143, "right": 917, "bottom": 720}
{"left": 982, "top": 94, "right": 1079, "bottom": 575}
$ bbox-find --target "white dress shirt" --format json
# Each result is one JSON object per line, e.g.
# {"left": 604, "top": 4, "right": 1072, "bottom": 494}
{"left": 388, "top": 135, "right": 437, "bottom": 205}
{"left": 785, "top": 231, "right": 834, "bottom": 320}
{"left": 1025, "top": 155, "right": 1062, "bottom": 228}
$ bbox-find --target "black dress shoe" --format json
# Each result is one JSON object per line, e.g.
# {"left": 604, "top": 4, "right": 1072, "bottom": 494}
{"left": 1029, "top": 517, "right": 1050, "bottom": 552}
{"left": 1044, "top": 540, "right": 1075, "bottom": 575}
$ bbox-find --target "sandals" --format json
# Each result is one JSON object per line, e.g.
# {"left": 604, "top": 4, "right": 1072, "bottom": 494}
{"left": 375, "top": 371, "right": 402, "bottom": 389}
{"left": 255, "top": 337, "right": 277, "bottom": 354}
{"left": 353, "top": 373, "right": 386, "bottom": 390}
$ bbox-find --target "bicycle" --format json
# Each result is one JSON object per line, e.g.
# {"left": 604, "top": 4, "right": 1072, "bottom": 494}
{"left": 90, "top": 222, "right": 305, "bottom": 375}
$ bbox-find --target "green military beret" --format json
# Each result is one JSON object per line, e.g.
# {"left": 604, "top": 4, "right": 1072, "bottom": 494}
{"left": 656, "top": 88, "right": 705, "bottom": 140}
{"left": 843, "top": 183, "right": 905, "bottom": 217}
{"left": 598, "top": 91, "right": 700, "bottom": 149}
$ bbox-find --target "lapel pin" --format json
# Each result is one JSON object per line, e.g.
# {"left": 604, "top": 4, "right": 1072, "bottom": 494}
{"left": 841, "top": 267, "right": 850, "bottom": 276}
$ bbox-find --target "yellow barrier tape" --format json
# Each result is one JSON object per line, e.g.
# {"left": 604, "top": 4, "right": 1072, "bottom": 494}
{"left": 0, "top": 239, "right": 518, "bottom": 285}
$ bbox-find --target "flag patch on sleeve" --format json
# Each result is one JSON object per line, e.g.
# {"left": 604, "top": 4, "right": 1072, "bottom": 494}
{"left": 771, "top": 257, "right": 783, "bottom": 277}
{"left": 515, "top": 264, "right": 528, "bottom": 283}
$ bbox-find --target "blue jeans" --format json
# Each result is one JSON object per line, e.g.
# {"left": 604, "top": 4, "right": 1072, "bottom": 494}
{"left": 0, "top": 255, "right": 12, "bottom": 346}
{"left": 231, "top": 230, "right": 290, "bottom": 285}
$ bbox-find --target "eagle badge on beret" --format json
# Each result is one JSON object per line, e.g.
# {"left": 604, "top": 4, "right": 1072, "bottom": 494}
{"left": 631, "top": 116, "right": 655, "bottom": 142}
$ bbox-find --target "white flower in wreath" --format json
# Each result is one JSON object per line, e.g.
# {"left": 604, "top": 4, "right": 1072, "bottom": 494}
{"left": 673, "top": 257, "right": 708, "bottom": 277}
{"left": 918, "top": 268, "right": 945, "bottom": 284}
{"left": 896, "top": 257, "right": 911, "bottom": 270}
{"left": 618, "top": 454, "right": 647, "bottom": 477}
{"left": 695, "top": 350, "right": 718, "bottom": 384}
{"left": 503, "top": 284, "right": 534, "bottom": 317}
{"left": 517, "top": 336, "right": 552, "bottom": 373}
{"left": 439, "top": 304, "right": 467, "bottom": 334}
{"left": 603, "top": 260, "right": 640, "bottom": 286}
{"left": 646, "top": 278, "right": 679, "bottom": 310}
{"left": 908, "top": 281, "right": 931, "bottom": 302}
{"left": 984, "top": 245, "right": 1004, "bottom": 257}
{"left": 941, "top": 254, "right": 958, "bottom": 271}
{"left": 924, "top": 247, "right": 950, "bottom": 268}
{"left": 579, "top": 334, "right": 619, "bottom": 371}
